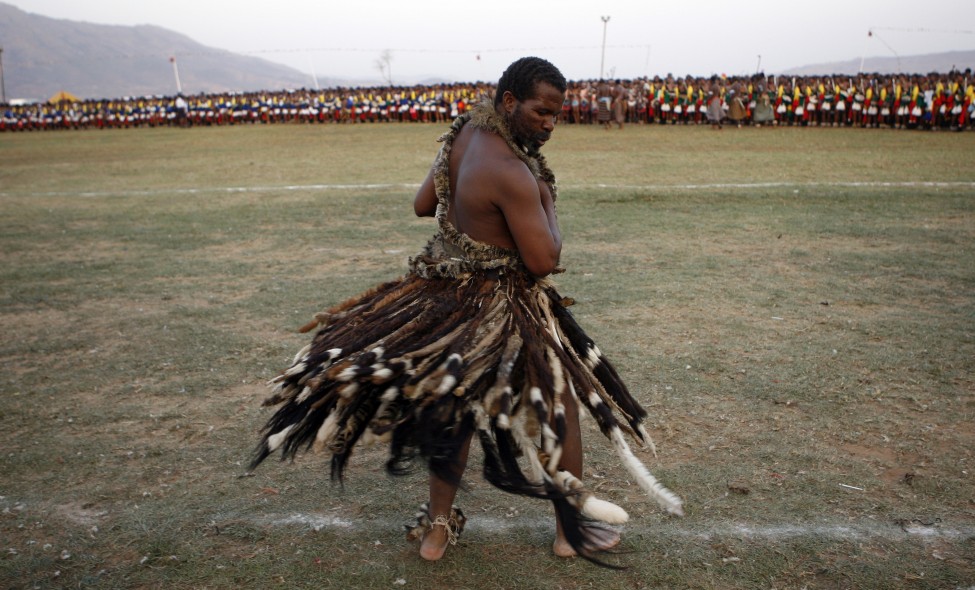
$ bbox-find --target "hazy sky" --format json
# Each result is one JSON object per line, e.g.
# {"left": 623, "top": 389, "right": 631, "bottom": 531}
{"left": 9, "top": 0, "right": 975, "bottom": 83}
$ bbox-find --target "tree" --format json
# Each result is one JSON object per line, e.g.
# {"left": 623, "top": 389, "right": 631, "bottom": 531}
{"left": 375, "top": 50, "right": 393, "bottom": 86}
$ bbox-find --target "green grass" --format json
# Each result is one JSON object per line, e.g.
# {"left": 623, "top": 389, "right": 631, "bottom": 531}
{"left": 1, "top": 123, "right": 974, "bottom": 589}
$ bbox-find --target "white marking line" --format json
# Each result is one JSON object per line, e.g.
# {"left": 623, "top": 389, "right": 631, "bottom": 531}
{"left": 4, "top": 181, "right": 974, "bottom": 199}
{"left": 0, "top": 183, "right": 421, "bottom": 199}
{"left": 268, "top": 514, "right": 355, "bottom": 530}
{"left": 254, "top": 512, "right": 975, "bottom": 542}
{"left": 586, "top": 181, "right": 975, "bottom": 191}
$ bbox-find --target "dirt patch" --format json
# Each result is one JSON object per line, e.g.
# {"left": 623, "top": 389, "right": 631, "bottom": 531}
{"left": 55, "top": 501, "right": 110, "bottom": 528}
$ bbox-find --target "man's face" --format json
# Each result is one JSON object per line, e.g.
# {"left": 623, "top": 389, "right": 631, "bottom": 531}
{"left": 506, "top": 81, "right": 565, "bottom": 153}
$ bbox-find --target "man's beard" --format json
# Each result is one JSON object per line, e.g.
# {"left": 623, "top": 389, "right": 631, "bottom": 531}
{"left": 507, "top": 105, "right": 551, "bottom": 153}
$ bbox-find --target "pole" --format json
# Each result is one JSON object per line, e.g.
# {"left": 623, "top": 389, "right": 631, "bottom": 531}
{"left": 756, "top": 54, "right": 762, "bottom": 75}
{"left": 858, "top": 30, "right": 870, "bottom": 74}
{"left": 869, "top": 30, "right": 902, "bottom": 73}
{"left": 600, "top": 16, "right": 610, "bottom": 79}
{"left": 170, "top": 55, "right": 183, "bottom": 95}
{"left": 0, "top": 47, "right": 7, "bottom": 104}
{"left": 308, "top": 56, "right": 320, "bottom": 91}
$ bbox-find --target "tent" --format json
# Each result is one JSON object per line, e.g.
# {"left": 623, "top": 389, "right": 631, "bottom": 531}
{"left": 48, "top": 90, "right": 81, "bottom": 104}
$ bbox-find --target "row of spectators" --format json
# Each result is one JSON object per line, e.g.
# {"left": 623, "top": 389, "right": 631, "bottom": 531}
{"left": 1, "top": 82, "right": 491, "bottom": 131}
{"left": 595, "top": 71, "right": 974, "bottom": 130}
{"left": 2, "top": 71, "right": 972, "bottom": 132}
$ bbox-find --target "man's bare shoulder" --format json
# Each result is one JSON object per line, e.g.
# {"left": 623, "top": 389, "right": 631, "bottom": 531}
{"left": 463, "top": 126, "right": 518, "bottom": 161}
{"left": 461, "top": 128, "right": 536, "bottom": 191}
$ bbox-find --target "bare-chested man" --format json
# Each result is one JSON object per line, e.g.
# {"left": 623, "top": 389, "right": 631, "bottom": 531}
{"left": 411, "top": 58, "right": 680, "bottom": 561}
{"left": 412, "top": 58, "right": 577, "bottom": 560}
{"left": 252, "top": 57, "right": 681, "bottom": 569}
{"left": 413, "top": 65, "right": 563, "bottom": 277}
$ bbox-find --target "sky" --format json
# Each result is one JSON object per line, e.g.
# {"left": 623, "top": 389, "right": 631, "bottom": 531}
{"left": 8, "top": 0, "right": 975, "bottom": 84}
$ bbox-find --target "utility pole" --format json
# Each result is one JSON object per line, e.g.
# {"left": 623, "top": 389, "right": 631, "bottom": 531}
{"left": 600, "top": 16, "right": 610, "bottom": 79}
{"left": 0, "top": 46, "right": 7, "bottom": 104}
{"left": 858, "top": 30, "right": 869, "bottom": 74}
{"left": 170, "top": 55, "right": 183, "bottom": 95}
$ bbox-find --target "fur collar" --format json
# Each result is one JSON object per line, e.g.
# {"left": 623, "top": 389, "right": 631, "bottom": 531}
{"left": 446, "top": 99, "right": 558, "bottom": 200}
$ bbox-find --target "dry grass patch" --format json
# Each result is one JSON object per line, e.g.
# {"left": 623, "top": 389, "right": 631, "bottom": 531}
{"left": 1, "top": 124, "right": 973, "bottom": 589}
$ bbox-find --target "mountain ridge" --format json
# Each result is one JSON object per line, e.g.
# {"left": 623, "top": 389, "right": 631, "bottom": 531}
{"left": 0, "top": 2, "right": 316, "bottom": 100}
{"left": 780, "top": 50, "right": 974, "bottom": 76}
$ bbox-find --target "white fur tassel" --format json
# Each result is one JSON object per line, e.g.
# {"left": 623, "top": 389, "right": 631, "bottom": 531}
{"left": 380, "top": 387, "right": 399, "bottom": 402}
{"left": 610, "top": 427, "right": 684, "bottom": 516}
{"left": 553, "top": 470, "right": 629, "bottom": 524}
{"left": 371, "top": 366, "right": 393, "bottom": 382}
{"left": 581, "top": 496, "right": 629, "bottom": 524}
{"left": 436, "top": 374, "right": 457, "bottom": 395}
{"left": 283, "top": 362, "right": 307, "bottom": 377}
{"left": 529, "top": 386, "right": 544, "bottom": 406}
{"left": 313, "top": 413, "right": 340, "bottom": 452}
{"left": 266, "top": 425, "right": 294, "bottom": 453}
{"left": 292, "top": 344, "right": 312, "bottom": 365}
{"left": 511, "top": 415, "right": 546, "bottom": 484}
{"left": 585, "top": 346, "right": 601, "bottom": 369}
{"left": 636, "top": 423, "right": 658, "bottom": 456}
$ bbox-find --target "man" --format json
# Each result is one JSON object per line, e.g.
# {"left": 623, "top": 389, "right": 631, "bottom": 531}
{"left": 611, "top": 79, "right": 627, "bottom": 130}
{"left": 251, "top": 57, "right": 681, "bottom": 566}
{"left": 173, "top": 93, "right": 189, "bottom": 128}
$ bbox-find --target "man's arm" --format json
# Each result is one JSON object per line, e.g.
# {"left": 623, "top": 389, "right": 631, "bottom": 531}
{"left": 414, "top": 168, "right": 437, "bottom": 217}
{"left": 494, "top": 163, "right": 562, "bottom": 277}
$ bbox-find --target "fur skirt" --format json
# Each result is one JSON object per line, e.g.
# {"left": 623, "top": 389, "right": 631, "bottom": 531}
{"left": 250, "top": 262, "right": 682, "bottom": 560}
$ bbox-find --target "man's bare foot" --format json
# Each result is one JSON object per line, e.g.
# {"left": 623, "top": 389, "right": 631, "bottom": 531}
{"left": 552, "top": 537, "right": 578, "bottom": 558}
{"left": 419, "top": 524, "right": 451, "bottom": 561}
{"left": 553, "top": 527, "right": 621, "bottom": 558}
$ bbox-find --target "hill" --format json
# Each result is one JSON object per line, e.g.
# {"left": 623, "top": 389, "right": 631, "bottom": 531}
{"left": 0, "top": 2, "right": 314, "bottom": 100}
{"left": 780, "top": 49, "right": 974, "bottom": 76}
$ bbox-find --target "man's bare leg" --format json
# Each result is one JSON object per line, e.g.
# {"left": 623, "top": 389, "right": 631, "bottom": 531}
{"left": 420, "top": 433, "right": 473, "bottom": 561}
{"left": 552, "top": 395, "right": 621, "bottom": 557}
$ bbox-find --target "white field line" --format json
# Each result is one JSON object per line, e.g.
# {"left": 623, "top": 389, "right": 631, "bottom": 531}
{"left": 586, "top": 181, "right": 975, "bottom": 191}
{"left": 252, "top": 511, "right": 975, "bottom": 543}
{"left": 0, "top": 183, "right": 421, "bottom": 199}
{"left": 3, "top": 181, "right": 975, "bottom": 199}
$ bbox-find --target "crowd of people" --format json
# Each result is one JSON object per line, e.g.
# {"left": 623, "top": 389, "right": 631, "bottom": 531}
{"left": 3, "top": 70, "right": 973, "bottom": 132}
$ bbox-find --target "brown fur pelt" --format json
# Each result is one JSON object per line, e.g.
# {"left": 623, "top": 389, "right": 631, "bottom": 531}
{"left": 253, "top": 267, "right": 642, "bottom": 475}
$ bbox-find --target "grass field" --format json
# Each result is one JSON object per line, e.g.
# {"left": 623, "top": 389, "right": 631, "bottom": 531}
{"left": 1, "top": 122, "right": 974, "bottom": 589}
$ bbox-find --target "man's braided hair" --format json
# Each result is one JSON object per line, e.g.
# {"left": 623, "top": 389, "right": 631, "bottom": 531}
{"left": 494, "top": 57, "right": 567, "bottom": 107}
